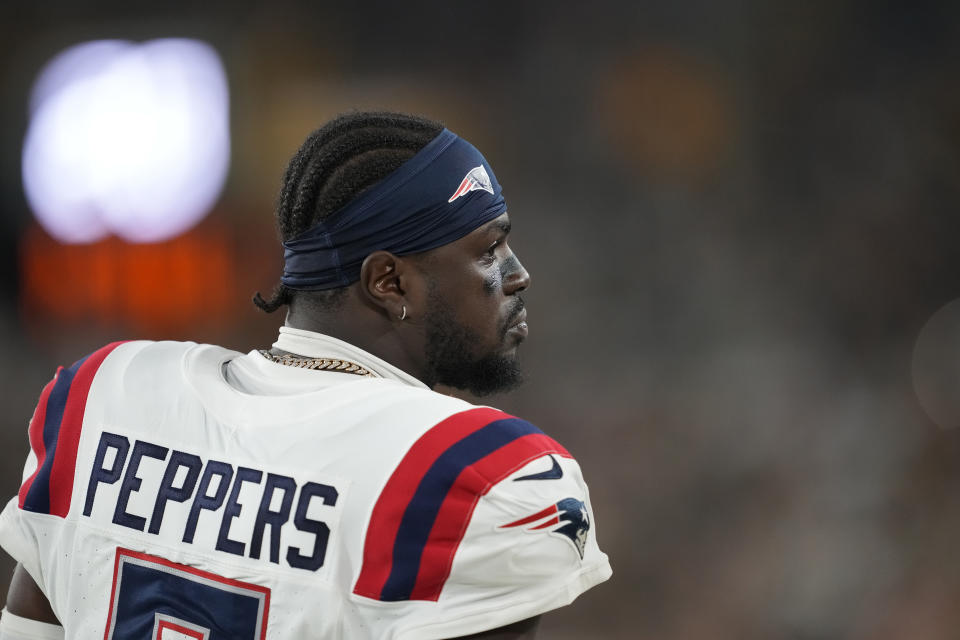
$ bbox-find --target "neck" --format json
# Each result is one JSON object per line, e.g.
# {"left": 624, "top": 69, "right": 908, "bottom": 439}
{"left": 283, "top": 297, "right": 430, "bottom": 386}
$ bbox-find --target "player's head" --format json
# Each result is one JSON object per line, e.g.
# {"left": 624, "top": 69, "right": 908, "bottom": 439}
{"left": 255, "top": 110, "right": 530, "bottom": 396}
{"left": 254, "top": 111, "right": 444, "bottom": 313}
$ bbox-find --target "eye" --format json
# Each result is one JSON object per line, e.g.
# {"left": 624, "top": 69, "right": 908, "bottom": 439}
{"left": 480, "top": 241, "right": 501, "bottom": 264}
{"left": 481, "top": 234, "right": 508, "bottom": 264}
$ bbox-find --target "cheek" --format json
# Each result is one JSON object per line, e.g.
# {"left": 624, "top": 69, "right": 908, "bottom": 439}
{"left": 482, "top": 267, "right": 502, "bottom": 294}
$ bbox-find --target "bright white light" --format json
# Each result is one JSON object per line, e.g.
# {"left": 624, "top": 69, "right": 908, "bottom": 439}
{"left": 22, "top": 39, "right": 230, "bottom": 243}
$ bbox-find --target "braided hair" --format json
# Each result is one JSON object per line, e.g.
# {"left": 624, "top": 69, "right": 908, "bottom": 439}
{"left": 253, "top": 111, "right": 444, "bottom": 313}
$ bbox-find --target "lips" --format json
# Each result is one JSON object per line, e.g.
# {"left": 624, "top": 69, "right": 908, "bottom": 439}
{"left": 508, "top": 309, "right": 528, "bottom": 338}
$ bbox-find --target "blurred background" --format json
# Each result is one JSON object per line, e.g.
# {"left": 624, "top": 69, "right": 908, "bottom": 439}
{"left": 2, "top": 1, "right": 960, "bottom": 638}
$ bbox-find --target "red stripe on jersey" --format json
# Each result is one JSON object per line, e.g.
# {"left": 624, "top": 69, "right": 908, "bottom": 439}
{"left": 408, "top": 433, "right": 571, "bottom": 601}
{"left": 17, "top": 374, "right": 59, "bottom": 507}
{"left": 353, "top": 407, "right": 508, "bottom": 599}
{"left": 47, "top": 342, "right": 126, "bottom": 517}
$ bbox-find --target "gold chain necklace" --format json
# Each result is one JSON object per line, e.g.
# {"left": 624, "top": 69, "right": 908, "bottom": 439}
{"left": 258, "top": 350, "right": 375, "bottom": 377}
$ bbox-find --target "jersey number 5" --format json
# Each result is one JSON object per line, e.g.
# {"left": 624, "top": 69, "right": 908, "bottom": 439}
{"left": 104, "top": 548, "right": 270, "bottom": 640}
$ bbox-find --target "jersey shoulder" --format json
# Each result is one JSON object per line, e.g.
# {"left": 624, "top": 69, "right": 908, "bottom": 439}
{"left": 353, "top": 407, "right": 573, "bottom": 602}
{"left": 17, "top": 340, "right": 204, "bottom": 518}
{"left": 349, "top": 407, "right": 610, "bottom": 638}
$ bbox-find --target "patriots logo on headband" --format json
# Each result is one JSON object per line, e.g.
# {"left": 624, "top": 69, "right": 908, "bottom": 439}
{"left": 500, "top": 497, "right": 590, "bottom": 559}
{"left": 448, "top": 165, "right": 494, "bottom": 202}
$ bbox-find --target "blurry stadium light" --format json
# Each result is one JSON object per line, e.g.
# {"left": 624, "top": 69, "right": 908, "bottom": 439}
{"left": 595, "top": 49, "right": 732, "bottom": 182}
{"left": 21, "top": 39, "right": 230, "bottom": 244}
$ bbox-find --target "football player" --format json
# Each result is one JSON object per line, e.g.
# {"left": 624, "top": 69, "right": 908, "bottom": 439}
{"left": 0, "top": 112, "right": 611, "bottom": 639}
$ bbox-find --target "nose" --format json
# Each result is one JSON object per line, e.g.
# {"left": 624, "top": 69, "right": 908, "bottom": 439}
{"left": 503, "top": 252, "right": 531, "bottom": 295}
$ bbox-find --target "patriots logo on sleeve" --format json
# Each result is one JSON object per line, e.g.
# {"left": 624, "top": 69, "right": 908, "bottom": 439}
{"left": 500, "top": 497, "right": 590, "bottom": 559}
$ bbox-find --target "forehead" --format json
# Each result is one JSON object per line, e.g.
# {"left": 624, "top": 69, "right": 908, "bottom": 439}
{"left": 467, "top": 212, "right": 511, "bottom": 240}
{"left": 444, "top": 212, "right": 510, "bottom": 252}
{"left": 411, "top": 212, "right": 512, "bottom": 268}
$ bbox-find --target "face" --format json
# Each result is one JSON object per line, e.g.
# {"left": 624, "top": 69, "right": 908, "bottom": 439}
{"left": 414, "top": 212, "right": 531, "bottom": 395}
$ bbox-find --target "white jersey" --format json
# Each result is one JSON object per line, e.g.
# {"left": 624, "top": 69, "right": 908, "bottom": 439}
{"left": 0, "top": 328, "right": 611, "bottom": 639}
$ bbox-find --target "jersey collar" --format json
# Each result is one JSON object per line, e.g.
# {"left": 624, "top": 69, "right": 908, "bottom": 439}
{"left": 272, "top": 326, "right": 429, "bottom": 389}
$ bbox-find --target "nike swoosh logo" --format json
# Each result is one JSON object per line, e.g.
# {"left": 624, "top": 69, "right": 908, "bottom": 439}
{"left": 513, "top": 454, "right": 563, "bottom": 481}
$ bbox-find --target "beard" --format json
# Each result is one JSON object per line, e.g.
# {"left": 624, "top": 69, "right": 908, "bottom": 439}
{"left": 422, "top": 292, "right": 524, "bottom": 397}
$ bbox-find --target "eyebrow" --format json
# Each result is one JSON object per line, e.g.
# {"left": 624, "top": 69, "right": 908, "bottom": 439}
{"left": 488, "top": 218, "right": 511, "bottom": 235}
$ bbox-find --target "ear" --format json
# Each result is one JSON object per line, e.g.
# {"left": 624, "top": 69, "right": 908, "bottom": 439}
{"left": 359, "top": 251, "right": 420, "bottom": 320}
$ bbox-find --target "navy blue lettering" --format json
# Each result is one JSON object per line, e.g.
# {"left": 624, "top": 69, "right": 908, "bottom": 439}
{"left": 287, "top": 482, "right": 338, "bottom": 571}
{"left": 183, "top": 461, "right": 233, "bottom": 544}
{"left": 148, "top": 450, "right": 202, "bottom": 535}
{"left": 84, "top": 433, "right": 341, "bottom": 573}
{"left": 112, "top": 440, "right": 168, "bottom": 531}
{"left": 249, "top": 473, "right": 296, "bottom": 564}
{"left": 83, "top": 432, "right": 130, "bottom": 517}
{"left": 216, "top": 467, "right": 263, "bottom": 556}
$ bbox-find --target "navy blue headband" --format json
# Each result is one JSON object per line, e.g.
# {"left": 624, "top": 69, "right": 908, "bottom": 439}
{"left": 281, "top": 128, "right": 507, "bottom": 290}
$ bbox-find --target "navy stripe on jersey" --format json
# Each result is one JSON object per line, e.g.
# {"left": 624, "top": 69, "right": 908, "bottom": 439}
{"left": 22, "top": 355, "right": 89, "bottom": 514}
{"left": 380, "top": 418, "right": 540, "bottom": 601}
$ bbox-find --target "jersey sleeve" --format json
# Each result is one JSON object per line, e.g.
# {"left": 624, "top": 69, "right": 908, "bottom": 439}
{"left": 0, "top": 343, "right": 127, "bottom": 594}
{"left": 351, "top": 408, "right": 612, "bottom": 639}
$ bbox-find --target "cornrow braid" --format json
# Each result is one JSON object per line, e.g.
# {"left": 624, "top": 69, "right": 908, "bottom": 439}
{"left": 253, "top": 111, "right": 444, "bottom": 313}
